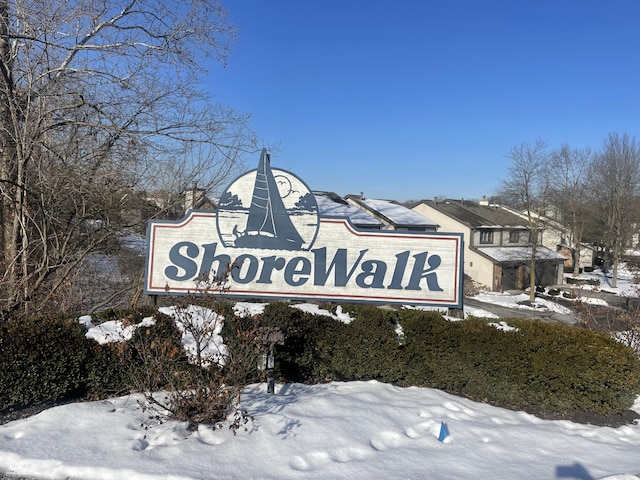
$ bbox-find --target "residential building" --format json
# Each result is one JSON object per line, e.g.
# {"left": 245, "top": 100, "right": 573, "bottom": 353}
{"left": 313, "top": 191, "right": 383, "bottom": 229}
{"left": 184, "top": 183, "right": 217, "bottom": 212}
{"left": 499, "top": 205, "right": 594, "bottom": 272}
{"left": 412, "top": 199, "right": 565, "bottom": 291}
{"left": 345, "top": 194, "right": 439, "bottom": 232}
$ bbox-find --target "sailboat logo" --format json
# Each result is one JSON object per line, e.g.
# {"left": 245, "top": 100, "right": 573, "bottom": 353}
{"left": 216, "top": 149, "right": 320, "bottom": 251}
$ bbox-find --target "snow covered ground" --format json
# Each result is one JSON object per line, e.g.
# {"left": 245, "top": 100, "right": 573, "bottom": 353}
{"left": 1, "top": 381, "right": 639, "bottom": 480}
{"left": 465, "top": 264, "right": 639, "bottom": 319}
{"left": 1, "top": 267, "right": 639, "bottom": 479}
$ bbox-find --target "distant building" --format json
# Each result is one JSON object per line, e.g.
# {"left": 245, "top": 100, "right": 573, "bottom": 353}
{"left": 498, "top": 205, "right": 594, "bottom": 272}
{"left": 313, "top": 191, "right": 383, "bottom": 229}
{"left": 144, "top": 185, "right": 217, "bottom": 220}
{"left": 184, "top": 183, "right": 217, "bottom": 212}
{"left": 412, "top": 199, "right": 565, "bottom": 291}
{"left": 345, "top": 194, "right": 439, "bottom": 232}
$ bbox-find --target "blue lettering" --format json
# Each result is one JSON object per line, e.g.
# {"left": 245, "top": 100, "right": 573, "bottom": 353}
{"left": 232, "top": 254, "right": 258, "bottom": 284}
{"left": 199, "top": 242, "right": 232, "bottom": 280}
{"left": 165, "top": 241, "right": 199, "bottom": 281}
{"left": 312, "top": 247, "right": 368, "bottom": 286}
{"left": 406, "top": 252, "right": 443, "bottom": 291}
{"left": 161, "top": 241, "right": 449, "bottom": 298}
{"left": 284, "top": 257, "right": 311, "bottom": 286}
{"left": 257, "top": 256, "right": 286, "bottom": 283}
{"left": 387, "top": 251, "right": 409, "bottom": 290}
{"left": 356, "top": 260, "right": 387, "bottom": 288}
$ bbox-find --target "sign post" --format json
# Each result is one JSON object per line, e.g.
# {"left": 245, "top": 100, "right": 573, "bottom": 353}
{"left": 258, "top": 327, "right": 285, "bottom": 394}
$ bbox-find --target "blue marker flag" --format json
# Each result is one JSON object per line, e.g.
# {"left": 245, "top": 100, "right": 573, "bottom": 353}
{"left": 438, "top": 421, "right": 450, "bottom": 442}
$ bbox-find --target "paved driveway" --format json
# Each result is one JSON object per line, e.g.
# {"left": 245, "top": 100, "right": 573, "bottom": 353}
{"left": 464, "top": 296, "right": 579, "bottom": 325}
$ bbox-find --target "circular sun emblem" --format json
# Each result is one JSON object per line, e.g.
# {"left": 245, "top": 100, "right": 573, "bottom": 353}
{"left": 216, "top": 150, "right": 320, "bottom": 251}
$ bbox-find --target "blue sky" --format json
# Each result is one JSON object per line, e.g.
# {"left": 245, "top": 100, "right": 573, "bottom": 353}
{"left": 206, "top": 0, "right": 640, "bottom": 202}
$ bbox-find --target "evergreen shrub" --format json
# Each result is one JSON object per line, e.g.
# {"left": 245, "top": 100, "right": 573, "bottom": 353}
{"left": 258, "top": 301, "right": 340, "bottom": 382}
{"left": 315, "top": 305, "right": 402, "bottom": 383}
{"left": 0, "top": 315, "right": 91, "bottom": 411}
{"left": 566, "top": 277, "right": 600, "bottom": 286}
{"left": 84, "top": 306, "right": 157, "bottom": 397}
{"left": 83, "top": 342, "right": 131, "bottom": 398}
{"left": 4, "top": 302, "right": 640, "bottom": 421}
{"left": 508, "top": 320, "right": 640, "bottom": 415}
{"left": 255, "top": 304, "right": 640, "bottom": 417}
{"left": 398, "top": 311, "right": 640, "bottom": 416}
{"left": 0, "top": 307, "right": 167, "bottom": 411}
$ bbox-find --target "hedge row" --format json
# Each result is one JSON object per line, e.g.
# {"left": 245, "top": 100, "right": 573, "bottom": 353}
{"left": 0, "top": 307, "right": 161, "bottom": 412}
{"left": 398, "top": 311, "right": 640, "bottom": 415}
{"left": 250, "top": 302, "right": 640, "bottom": 417}
{"left": 2, "top": 302, "right": 640, "bottom": 420}
{"left": 0, "top": 315, "right": 90, "bottom": 410}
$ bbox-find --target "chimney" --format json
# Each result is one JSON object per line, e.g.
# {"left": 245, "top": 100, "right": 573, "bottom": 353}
{"left": 479, "top": 195, "right": 489, "bottom": 206}
{"left": 184, "top": 182, "right": 198, "bottom": 212}
{"left": 192, "top": 182, "right": 198, "bottom": 208}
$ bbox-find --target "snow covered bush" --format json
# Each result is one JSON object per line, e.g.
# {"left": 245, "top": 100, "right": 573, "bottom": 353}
{"left": 124, "top": 294, "right": 259, "bottom": 432}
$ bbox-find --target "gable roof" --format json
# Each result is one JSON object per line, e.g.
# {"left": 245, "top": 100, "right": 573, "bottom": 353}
{"left": 346, "top": 195, "right": 439, "bottom": 229}
{"left": 313, "top": 191, "right": 382, "bottom": 228}
{"left": 416, "top": 199, "right": 528, "bottom": 229}
{"left": 477, "top": 246, "right": 566, "bottom": 263}
{"left": 184, "top": 185, "right": 217, "bottom": 212}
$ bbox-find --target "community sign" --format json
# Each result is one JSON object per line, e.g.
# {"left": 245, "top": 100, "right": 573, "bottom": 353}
{"left": 144, "top": 150, "right": 464, "bottom": 307}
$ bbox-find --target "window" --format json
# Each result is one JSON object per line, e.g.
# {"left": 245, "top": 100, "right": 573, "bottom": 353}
{"left": 509, "top": 230, "right": 520, "bottom": 243}
{"left": 479, "top": 230, "right": 494, "bottom": 244}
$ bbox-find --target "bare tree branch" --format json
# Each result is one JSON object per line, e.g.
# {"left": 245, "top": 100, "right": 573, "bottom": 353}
{"left": 0, "top": 0, "right": 257, "bottom": 317}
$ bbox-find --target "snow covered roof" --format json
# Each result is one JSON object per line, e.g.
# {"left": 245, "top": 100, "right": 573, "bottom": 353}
{"left": 313, "top": 192, "right": 382, "bottom": 227}
{"left": 476, "top": 246, "right": 567, "bottom": 263}
{"left": 346, "top": 196, "right": 439, "bottom": 229}
{"left": 418, "top": 200, "right": 528, "bottom": 229}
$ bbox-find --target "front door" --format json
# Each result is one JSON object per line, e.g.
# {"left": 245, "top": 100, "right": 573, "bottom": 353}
{"left": 501, "top": 265, "right": 518, "bottom": 290}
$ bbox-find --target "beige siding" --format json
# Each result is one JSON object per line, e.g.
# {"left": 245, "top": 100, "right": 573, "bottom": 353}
{"left": 412, "top": 203, "right": 495, "bottom": 289}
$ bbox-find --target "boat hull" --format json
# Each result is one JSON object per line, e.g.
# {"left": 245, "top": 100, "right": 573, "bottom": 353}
{"left": 234, "top": 233, "right": 302, "bottom": 250}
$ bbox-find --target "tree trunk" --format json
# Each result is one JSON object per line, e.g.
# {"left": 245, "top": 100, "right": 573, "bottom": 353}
{"left": 0, "top": 0, "right": 19, "bottom": 310}
{"left": 612, "top": 244, "right": 619, "bottom": 288}
{"left": 573, "top": 247, "right": 581, "bottom": 277}
{"left": 572, "top": 212, "right": 581, "bottom": 277}
{"left": 529, "top": 243, "right": 537, "bottom": 303}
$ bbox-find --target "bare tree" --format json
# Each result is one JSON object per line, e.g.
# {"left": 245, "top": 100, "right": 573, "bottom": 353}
{"left": 500, "top": 138, "right": 550, "bottom": 302}
{"left": 548, "top": 144, "right": 593, "bottom": 276}
{"left": 0, "top": 0, "right": 256, "bottom": 317}
{"left": 590, "top": 133, "right": 640, "bottom": 288}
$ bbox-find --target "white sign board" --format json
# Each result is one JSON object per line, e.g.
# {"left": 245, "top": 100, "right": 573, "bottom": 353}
{"left": 145, "top": 151, "right": 464, "bottom": 307}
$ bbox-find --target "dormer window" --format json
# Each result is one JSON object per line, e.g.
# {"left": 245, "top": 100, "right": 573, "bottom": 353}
{"left": 480, "top": 230, "right": 494, "bottom": 244}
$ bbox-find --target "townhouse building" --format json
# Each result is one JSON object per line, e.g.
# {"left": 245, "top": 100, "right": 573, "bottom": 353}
{"left": 412, "top": 199, "right": 565, "bottom": 291}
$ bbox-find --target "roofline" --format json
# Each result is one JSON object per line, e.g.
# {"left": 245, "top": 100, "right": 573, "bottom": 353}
{"left": 416, "top": 200, "right": 534, "bottom": 230}
{"left": 345, "top": 195, "right": 439, "bottom": 229}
